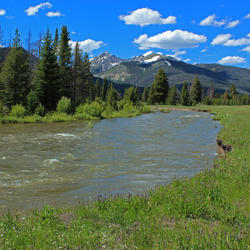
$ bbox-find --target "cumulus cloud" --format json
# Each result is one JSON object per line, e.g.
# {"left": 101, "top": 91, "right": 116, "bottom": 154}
{"left": 226, "top": 20, "right": 240, "bottom": 28}
{"left": 211, "top": 34, "right": 232, "bottom": 45}
{"left": 167, "top": 50, "right": 187, "bottom": 60}
{"left": 0, "top": 9, "right": 6, "bottom": 16}
{"left": 25, "top": 2, "right": 52, "bottom": 16}
{"left": 134, "top": 29, "right": 207, "bottom": 50}
{"left": 244, "top": 13, "right": 250, "bottom": 19}
{"left": 212, "top": 33, "right": 250, "bottom": 47}
{"left": 69, "top": 39, "right": 105, "bottom": 53}
{"left": 218, "top": 56, "right": 246, "bottom": 65}
{"left": 242, "top": 46, "right": 250, "bottom": 53}
{"left": 173, "top": 50, "right": 186, "bottom": 56}
{"left": 224, "top": 38, "right": 250, "bottom": 46}
{"left": 200, "top": 14, "right": 226, "bottom": 27}
{"left": 201, "top": 49, "right": 207, "bottom": 53}
{"left": 46, "top": 11, "right": 63, "bottom": 17}
{"left": 119, "top": 8, "right": 176, "bottom": 27}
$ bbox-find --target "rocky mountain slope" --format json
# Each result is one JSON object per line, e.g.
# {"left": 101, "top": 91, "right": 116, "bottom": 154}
{"left": 94, "top": 52, "right": 250, "bottom": 94}
{"left": 90, "top": 52, "right": 126, "bottom": 74}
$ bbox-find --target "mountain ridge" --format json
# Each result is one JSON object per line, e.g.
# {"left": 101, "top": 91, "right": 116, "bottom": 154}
{"left": 92, "top": 51, "right": 250, "bottom": 94}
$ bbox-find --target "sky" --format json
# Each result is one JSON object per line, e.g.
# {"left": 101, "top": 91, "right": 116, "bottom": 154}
{"left": 0, "top": 0, "right": 250, "bottom": 67}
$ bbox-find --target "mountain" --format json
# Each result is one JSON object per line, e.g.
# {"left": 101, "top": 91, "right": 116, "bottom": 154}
{"left": 0, "top": 47, "right": 38, "bottom": 68}
{"left": 93, "top": 52, "right": 250, "bottom": 94}
{"left": 90, "top": 52, "right": 125, "bottom": 74}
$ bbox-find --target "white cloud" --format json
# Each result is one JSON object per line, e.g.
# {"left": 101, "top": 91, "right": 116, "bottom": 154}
{"left": 201, "top": 49, "right": 207, "bottom": 53}
{"left": 184, "top": 58, "right": 191, "bottom": 63}
{"left": 242, "top": 46, "right": 250, "bottom": 53}
{"left": 167, "top": 50, "right": 187, "bottom": 61}
{"left": 211, "top": 34, "right": 232, "bottom": 45}
{"left": 119, "top": 8, "right": 176, "bottom": 27}
{"left": 25, "top": 2, "right": 52, "bottom": 16}
{"left": 0, "top": 9, "right": 6, "bottom": 16}
{"left": 200, "top": 14, "right": 226, "bottom": 27}
{"left": 69, "top": 39, "right": 105, "bottom": 53}
{"left": 218, "top": 56, "right": 246, "bottom": 65}
{"left": 134, "top": 29, "right": 207, "bottom": 50}
{"left": 226, "top": 20, "right": 240, "bottom": 28}
{"left": 46, "top": 11, "right": 63, "bottom": 17}
{"left": 244, "top": 13, "right": 250, "bottom": 19}
{"left": 173, "top": 50, "right": 186, "bottom": 56}
{"left": 211, "top": 33, "right": 250, "bottom": 47}
{"left": 224, "top": 38, "right": 250, "bottom": 46}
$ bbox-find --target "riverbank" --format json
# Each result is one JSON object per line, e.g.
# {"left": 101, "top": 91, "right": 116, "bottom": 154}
{"left": 0, "top": 103, "right": 150, "bottom": 124}
{"left": 0, "top": 105, "right": 249, "bottom": 249}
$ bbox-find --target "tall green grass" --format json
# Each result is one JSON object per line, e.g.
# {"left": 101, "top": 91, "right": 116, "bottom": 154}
{"left": 0, "top": 106, "right": 249, "bottom": 249}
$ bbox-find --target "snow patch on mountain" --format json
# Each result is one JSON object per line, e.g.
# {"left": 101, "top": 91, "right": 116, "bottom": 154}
{"left": 143, "top": 51, "right": 153, "bottom": 57}
{"left": 144, "top": 55, "right": 161, "bottom": 63}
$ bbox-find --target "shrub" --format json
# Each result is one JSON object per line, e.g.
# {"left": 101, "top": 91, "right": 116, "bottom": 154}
{"left": 10, "top": 104, "right": 26, "bottom": 118}
{"left": 35, "top": 103, "right": 46, "bottom": 117}
{"left": 76, "top": 101, "right": 104, "bottom": 118}
{"left": 56, "top": 97, "right": 71, "bottom": 114}
{"left": 26, "top": 90, "right": 39, "bottom": 115}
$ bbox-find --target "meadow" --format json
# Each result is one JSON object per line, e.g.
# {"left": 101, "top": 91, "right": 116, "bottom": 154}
{"left": 0, "top": 105, "right": 249, "bottom": 249}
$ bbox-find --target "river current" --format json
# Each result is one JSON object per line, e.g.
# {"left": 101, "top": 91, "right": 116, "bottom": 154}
{"left": 0, "top": 111, "right": 220, "bottom": 211}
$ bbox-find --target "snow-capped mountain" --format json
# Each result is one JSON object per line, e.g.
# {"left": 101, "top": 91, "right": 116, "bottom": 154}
{"left": 90, "top": 52, "right": 125, "bottom": 74}
{"left": 91, "top": 51, "right": 170, "bottom": 74}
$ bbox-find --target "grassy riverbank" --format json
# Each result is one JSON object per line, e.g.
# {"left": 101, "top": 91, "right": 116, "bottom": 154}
{"left": 0, "top": 105, "right": 249, "bottom": 249}
{"left": 0, "top": 103, "right": 149, "bottom": 124}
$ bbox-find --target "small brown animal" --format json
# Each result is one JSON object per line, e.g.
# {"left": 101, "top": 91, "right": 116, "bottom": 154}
{"left": 216, "top": 139, "right": 232, "bottom": 155}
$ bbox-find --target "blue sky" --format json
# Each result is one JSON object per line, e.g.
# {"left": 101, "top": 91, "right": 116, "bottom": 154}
{"left": 0, "top": 0, "right": 250, "bottom": 67}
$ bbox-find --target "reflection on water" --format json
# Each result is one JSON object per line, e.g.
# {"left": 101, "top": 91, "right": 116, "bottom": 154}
{"left": 0, "top": 111, "right": 220, "bottom": 211}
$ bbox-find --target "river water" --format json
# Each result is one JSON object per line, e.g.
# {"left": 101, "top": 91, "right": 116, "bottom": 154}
{"left": 0, "top": 111, "right": 220, "bottom": 211}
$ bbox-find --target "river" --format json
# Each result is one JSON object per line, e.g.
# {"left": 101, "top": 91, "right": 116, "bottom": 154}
{"left": 0, "top": 111, "right": 220, "bottom": 211}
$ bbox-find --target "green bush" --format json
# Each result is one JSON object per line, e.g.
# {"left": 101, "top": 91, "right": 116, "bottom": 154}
{"left": 26, "top": 90, "right": 39, "bottom": 115}
{"left": 35, "top": 103, "right": 46, "bottom": 117}
{"left": 56, "top": 97, "right": 71, "bottom": 114}
{"left": 10, "top": 104, "right": 26, "bottom": 118}
{"left": 76, "top": 101, "right": 104, "bottom": 118}
{"left": 43, "top": 112, "right": 75, "bottom": 122}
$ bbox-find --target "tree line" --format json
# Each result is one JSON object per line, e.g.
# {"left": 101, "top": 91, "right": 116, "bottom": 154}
{"left": 0, "top": 26, "right": 128, "bottom": 116}
{"left": 0, "top": 26, "right": 249, "bottom": 118}
{"left": 142, "top": 68, "right": 250, "bottom": 106}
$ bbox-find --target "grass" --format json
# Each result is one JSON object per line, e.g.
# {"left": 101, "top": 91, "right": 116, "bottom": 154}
{"left": 0, "top": 105, "right": 249, "bottom": 249}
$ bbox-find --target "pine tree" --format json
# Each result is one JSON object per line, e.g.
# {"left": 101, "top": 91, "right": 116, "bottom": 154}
{"left": 58, "top": 25, "right": 72, "bottom": 98}
{"left": 34, "top": 28, "right": 60, "bottom": 111}
{"left": 230, "top": 84, "right": 237, "bottom": 97}
{"left": 190, "top": 76, "right": 202, "bottom": 105}
{"left": 101, "top": 78, "right": 108, "bottom": 101}
{"left": 123, "top": 87, "right": 138, "bottom": 105}
{"left": 148, "top": 68, "right": 169, "bottom": 104}
{"left": 142, "top": 87, "right": 149, "bottom": 103}
{"left": 135, "top": 87, "right": 141, "bottom": 104}
{"left": 53, "top": 28, "right": 59, "bottom": 54}
{"left": 168, "top": 85, "right": 178, "bottom": 105}
{"left": 180, "top": 82, "right": 190, "bottom": 106}
{"left": 107, "top": 84, "right": 118, "bottom": 110}
{"left": 81, "top": 53, "right": 94, "bottom": 101}
{"left": 72, "top": 41, "right": 83, "bottom": 105}
{"left": 95, "top": 79, "right": 101, "bottom": 99}
{"left": 0, "top": 29, "right": 31, "bottom": 108}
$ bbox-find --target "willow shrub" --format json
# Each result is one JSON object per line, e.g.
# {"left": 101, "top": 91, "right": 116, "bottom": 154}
{"left": 9, "top": 104, "right": 26, "bottom": 118}
{"left": 75, "top": 101, "right": 104, "bottom": 119}
{"left": 56, "top": 97, "right": 72, "bottom": 114}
